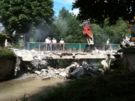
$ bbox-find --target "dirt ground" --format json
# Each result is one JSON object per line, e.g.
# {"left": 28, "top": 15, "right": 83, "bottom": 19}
{"left": 0, "top": 77, "right": 65, "bottom": 101}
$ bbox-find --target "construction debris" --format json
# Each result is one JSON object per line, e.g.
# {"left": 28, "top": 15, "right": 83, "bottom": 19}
{"left": 12, "top": 48, "right": 114, "bottom": 79}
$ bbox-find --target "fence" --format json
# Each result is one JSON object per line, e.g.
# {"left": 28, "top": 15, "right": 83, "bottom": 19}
{"left": 26, "top": 42, "right": 120, "bottom": 52}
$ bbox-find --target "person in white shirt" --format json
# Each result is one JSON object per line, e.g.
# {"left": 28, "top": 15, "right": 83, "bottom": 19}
{"left": 4, "top": 39, "right": 8, "bottom": 47}
{"left": 105, "top": 38, "right": 110, "bottom": 50}
{"left": 45, "top": 37, "right": 52, "bottom": 51}
{"left": 52, "top": 38, "right": 57, "bottom": 51}
{"left": 59, "top": 38, "right": 65, "bottom": 50}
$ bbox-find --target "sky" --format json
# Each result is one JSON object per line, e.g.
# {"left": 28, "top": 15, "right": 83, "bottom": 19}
{"left": 53, "top": 0, "right": 79, "bottom": 16}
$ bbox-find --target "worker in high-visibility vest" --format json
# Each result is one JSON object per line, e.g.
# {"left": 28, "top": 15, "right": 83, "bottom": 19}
{"left": 82, "top": 20, "right": 94, "bottom": 52}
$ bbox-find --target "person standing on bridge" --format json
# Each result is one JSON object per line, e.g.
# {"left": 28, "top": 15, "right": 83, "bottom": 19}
{"left": 45, "top": 37, "right": 52, "bottom": 51}
{"left": 52, "top": 37, "right": 57, "bottom": 51}
{"left": 59, "top": 38, "right": 65, "bottom": 51}
{"left": 82, "top": 20, "right": 94, "bottom": 52}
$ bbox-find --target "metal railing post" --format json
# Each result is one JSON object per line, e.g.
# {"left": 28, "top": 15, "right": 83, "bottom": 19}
{"left": 38, "top": 42, "right": 41, "bottom": 51}
{"left": 79, "top": 43, "right": 81, "bottom": 52}
{"left": 27, "top": 42, "right": 30, "bottom": 50}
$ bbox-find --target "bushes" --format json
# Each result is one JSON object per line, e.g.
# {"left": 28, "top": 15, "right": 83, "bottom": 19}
{"left": 0, "top": 48, "right": 15, "bottom": 59}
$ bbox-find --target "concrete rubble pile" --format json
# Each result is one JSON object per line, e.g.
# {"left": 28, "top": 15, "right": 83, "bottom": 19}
{"left": 12, "top": 49, "right": 108, "bottom": 79}
{"left": 120, "top": 36, "right": 135, "bottom": 48}
{"left": 66, "top": 61, "right": 104, "bottom": 79}
{"left": 34, "top": 61, "right": 104, "bottom": 79}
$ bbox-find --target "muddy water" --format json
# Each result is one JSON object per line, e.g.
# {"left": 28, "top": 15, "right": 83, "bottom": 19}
{"left": 0, "top": 78, "right": 65, "bottom": 101}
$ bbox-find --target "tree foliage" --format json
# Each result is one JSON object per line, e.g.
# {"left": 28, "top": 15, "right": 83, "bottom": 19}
{"left": 92, "top": 18, "right": 128, "bottom": 44}
{"left": 53, "top": 8, "right": 85, "bottom": 43}
{"left": 103, "top": 18, "right": 129, "bottom": 43}
{"left": 73, "top": 0, "right": 135, "bottom": 23}
{"left": 0, "top": 0, "right": 53, "bottom": 34}
{"left": 53, "top": 8, "right": 128, "bottom": 44}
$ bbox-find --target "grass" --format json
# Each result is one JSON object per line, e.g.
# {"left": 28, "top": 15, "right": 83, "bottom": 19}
{"left": 30, "top": 68, "right": 135, "bottom": 101}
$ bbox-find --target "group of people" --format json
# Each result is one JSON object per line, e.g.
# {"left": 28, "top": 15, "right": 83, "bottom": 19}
{"left": 44, "top": 20, "right": 95, "bottom": 52}
{"left": 45, "top": 37, "right": 65, "bottom": 51}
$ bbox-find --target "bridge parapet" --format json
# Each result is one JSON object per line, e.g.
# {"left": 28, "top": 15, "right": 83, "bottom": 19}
{"left": 26, "top": 42, "right": 120, "bottom": 52}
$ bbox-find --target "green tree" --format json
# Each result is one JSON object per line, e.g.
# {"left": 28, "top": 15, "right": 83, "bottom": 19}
{"left": 103, "top": 18, "right": 129, "bottom": 43}
{"left": 91, "top": 18, "right": 128, "bottom": 45}
{"left": 73, "top": 0, "right": 135, "bottom": 23}
{"left": 53, "top": 8, "right": 128, "bottom": 45}
{"left": 66, "top": 15, "right": 84, "bottom": 43}
{"left": 0, "top": 0, "right": 53, "bottom": 35}
{"left": 91, "top": 23, "right": 107, "bottom": 45}
{"left": 53, "top": 8, "right": 84, "bottom": 43}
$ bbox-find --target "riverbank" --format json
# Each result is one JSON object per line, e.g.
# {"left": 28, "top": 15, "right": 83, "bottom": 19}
{"left": 0, "top": 77, "right": 65, "bottom": 101}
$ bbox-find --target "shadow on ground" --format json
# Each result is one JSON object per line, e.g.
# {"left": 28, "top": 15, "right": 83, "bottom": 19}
{"left": 21, "top": 70, "right": 135, "bottom": 101}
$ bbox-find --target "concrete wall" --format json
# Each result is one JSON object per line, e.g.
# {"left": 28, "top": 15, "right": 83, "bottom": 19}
{"left": 0, "top": 57, "right": 16, "bottom": 81}
{"left": 122, "top": 54, "right": 135, "bottom": 71}
{"left": 120, "top": 48, "right": 135, "bottom": 71}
